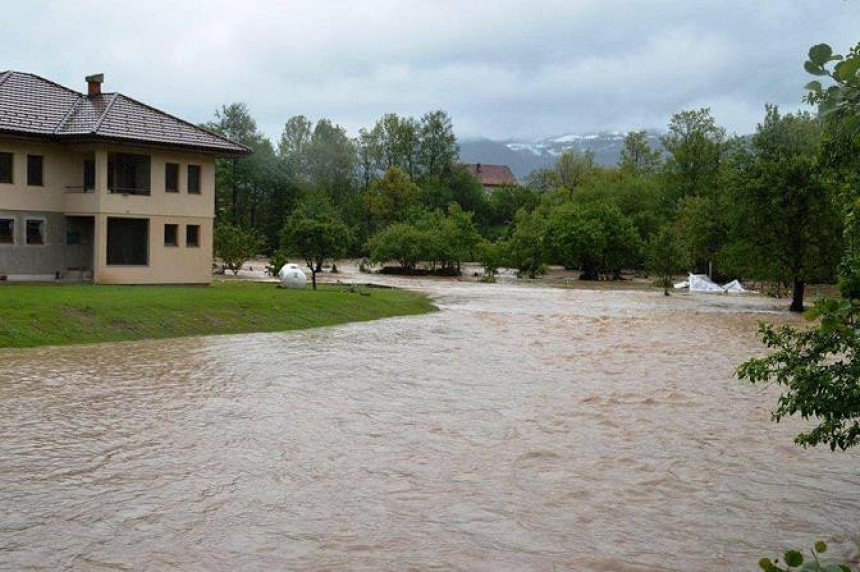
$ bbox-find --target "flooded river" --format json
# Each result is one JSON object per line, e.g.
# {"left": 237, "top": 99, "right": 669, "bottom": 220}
{"left": 1, "top": 279, "right": 858, "bottom": 570}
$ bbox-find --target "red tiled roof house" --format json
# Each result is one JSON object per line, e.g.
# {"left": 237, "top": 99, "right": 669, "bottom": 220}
{"left": 465, "top": 163, "right": 517, "bottom": 192}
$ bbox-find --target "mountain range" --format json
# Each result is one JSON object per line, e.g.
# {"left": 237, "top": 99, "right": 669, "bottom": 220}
{"left": 458, "top": 130, "right": 664, "bottom": 181}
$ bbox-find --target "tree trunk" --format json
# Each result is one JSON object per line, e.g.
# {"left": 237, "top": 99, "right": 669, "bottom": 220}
{"left": 790, "top": 279, "right": 805, "bottom": 312}
{"left": 311, "top": 269, "right": 317, "bottom": 290}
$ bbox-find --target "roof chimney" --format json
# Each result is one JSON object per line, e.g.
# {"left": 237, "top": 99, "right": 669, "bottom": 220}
{"left": 85, "top": 73, "right": 104, "bottom": 97}
{"left": 476, "top": 163, "right": 482, "bottom": 173}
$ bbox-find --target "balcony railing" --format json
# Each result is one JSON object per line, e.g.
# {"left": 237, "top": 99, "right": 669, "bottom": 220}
{"left": 108, "top": 187, "right": 150, "bottom": 196}
{"left": 64, "top": 186, "right": 95, "bottom": 194}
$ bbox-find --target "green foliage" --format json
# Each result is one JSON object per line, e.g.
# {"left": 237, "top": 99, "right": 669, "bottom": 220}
{"left": 619, "top": 130, "right": 662, "bottom": 175}
{"left": 547, "top": 202, "right": 641, "bottom": 279}
{"left": 738, "top": 297, "right": 860, "bottom": 450}
{"left": 661, "top": 108, "right": 726, "bottom": 202}
{"left": 477, "top": 240, "right": 507, "bottom": 281}
{"left": 280, "top": 203, "right": 350, "bottom": 289}
{"left": 722, "top": 105, "right": 841, "bottom": 311}
{"left": 647, "top": 225, "right": 686, "bottom": 295}
{"left": 214, "top": 223, "right": 263, "bottom": 275}
{"left": 554, "top": 148, "right": 596, "bottom": 194}
{"left": 804, "top": 42, "right": 860, "bottom": 132}
{"left": 758, "top": 540, "right": 853, "bottom": 571}
{"left": 366, "top": 204, "right": 480, "bottom": 273}
{"left": 367, "top": 222, "right": 429, "bottom": 271}
{"left": 507, "top": 208, "right": 548, "bottom": 278}
{"left": 364, "top": 167, "right": 421, "bottom": 229}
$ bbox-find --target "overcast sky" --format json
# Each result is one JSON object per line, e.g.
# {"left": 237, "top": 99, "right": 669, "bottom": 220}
{"left": 2, "top": 1, "right": 857, "bottom": 141}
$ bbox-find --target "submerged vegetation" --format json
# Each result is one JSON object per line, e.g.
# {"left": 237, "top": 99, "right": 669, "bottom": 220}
{"left": 0, "top": 281, "right": 435, "bottom": 349}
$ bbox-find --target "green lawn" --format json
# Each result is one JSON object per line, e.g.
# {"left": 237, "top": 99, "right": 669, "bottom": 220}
{"left": 0, "top": 280, "right": 437, "bottom": 349}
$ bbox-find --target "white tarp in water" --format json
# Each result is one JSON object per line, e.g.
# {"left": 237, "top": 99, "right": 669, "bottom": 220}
{"left": 688, "top": 273, "right": 724, "bottom": 292}
{"left": 674, "top": 273, "right": 750, "bottom": 293}
{"left": 721, "top": 279, "right": 748, "bottom": 293}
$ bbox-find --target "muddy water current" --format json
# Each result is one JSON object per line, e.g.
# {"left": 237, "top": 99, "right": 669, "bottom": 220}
{"left": 1, "top": 280, "right": 859, "bottom": 570}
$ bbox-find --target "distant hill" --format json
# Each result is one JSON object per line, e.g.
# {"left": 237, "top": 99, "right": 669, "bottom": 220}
{"left": 459, "top": 130, "right": 664, "bottom": 181}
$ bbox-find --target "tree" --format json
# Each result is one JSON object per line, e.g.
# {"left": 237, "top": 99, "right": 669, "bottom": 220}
{"left": 554, "top": 148, "right": 595, "bottom": 195}
{"left": 278, "top": 115, "right": 313, "bottom": 178}
{"left": 305, "top": 119, "right": 358, "bottom": 206}
{"left": 547, "top": 202, "right": 641, "bottom": 280}
{"left": 661, "top": 108, "right": 726, "bottom": 202}
{"left": 723, "top": 106, "right": 840, "bottom": 311}
{"left": 214, "top": 223, "right": 263, "bottom": 275}
{"left": 280, "top": 207, "right": 350, "bottom": 290}
{"left": 477, "top": 240, "right": 507, "bottom": 281}
{"left": 736, "top": 42, "right": 860, "bottom": 452}
{"left": 507, "top": 208, "right": 548, "bottom": 278}
{"left": 207, "top": 103, "right": 298, "bottom": 244}
{"left": 418, "top": 110, "right": 459, "bottom": 179}
{"left": 619, "top": 130, "right": 662, "bottom": 175}
{"left": 738, "top": 298, "right": 860, "bottom": 450}
{"left": 364, "top": 167, "right": 420, "bottom": 229}
{"left": 366, "top": 222, "right": 429, "bottom": 272}
{"left": 647, "top": 225, "right": 686, "bottom": 295}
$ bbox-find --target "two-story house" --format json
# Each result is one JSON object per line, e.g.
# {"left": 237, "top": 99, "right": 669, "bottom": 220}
{"left": 0, "top": 72, "right": 250, "bottom": 284}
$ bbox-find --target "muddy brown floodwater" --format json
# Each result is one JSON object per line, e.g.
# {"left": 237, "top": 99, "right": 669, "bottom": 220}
{"left": 1, "top": 278, "right": 859, "bottom": 570}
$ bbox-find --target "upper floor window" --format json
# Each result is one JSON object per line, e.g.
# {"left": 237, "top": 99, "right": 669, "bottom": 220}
{"left": 187, "top": 165, "right": 201, "bottom": 194}
{"left": 83, "top": 160, "right": 95, "bottom": 191}
{"left": 165, "top": 163, "right": 179, "bottom": 193}
{"left": 108, "top": 153, "right": 151, "bottom": 195}
{"left": 0, "top": 218, "right": 13, "bottom": 244}
{"left": 26, "top": 219, "right": 44, "bottom": 245}
{"left": 27, "top": 155, "right": 43, "bottom": 186}
{"left": 0, "top": 152, "right": 12, "bottom": 184}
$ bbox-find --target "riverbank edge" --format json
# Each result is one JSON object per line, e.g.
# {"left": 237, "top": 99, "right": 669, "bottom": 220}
{"left": 0, "top": 281, "right": 438, "bottom": 349}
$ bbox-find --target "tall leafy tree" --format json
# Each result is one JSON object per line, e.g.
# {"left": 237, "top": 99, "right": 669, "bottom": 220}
{"left": 619, "top": 130, "right": 662, "bottom": 175}
{"left": 554, "top": 149, "right": 595, "bottom": 196}
{"left": 417, "top": 110, "right": 459, "bottom": 179}
{"left": 724, "top": 106, "right": 840, "bottom": 311}
{"left": 278, "top": 115, "right": 313, "bottom": 178}
{"left": 661, "top": 108, "right": 726, "bottom": 201}
{"left": 363, "top": 167, "right": 421, "bottom": 229}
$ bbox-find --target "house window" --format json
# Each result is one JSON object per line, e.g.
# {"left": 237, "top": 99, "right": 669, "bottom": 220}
{"left": 106, "top": 217, "right": 149, "bottom": 265}
{"left": 0, "top": 218, "right": 13, "bottom": 244}
{"left": 26, "top": 219, "right": 44, "bottom": 245}
{"left": 164, "top": 223, "right": 178, "bottom": 246}
{"left": 186, "top": 224, "right": 200, "bottom": 247}
{"left": 83, "top": 160, "right": 95, "bottom": 191}
{"left": 0, "top": 152, "right": 12, "bottom": 184}
{"left": 27, "top": 155, "right": 44, "bottom": 186}
{"left": 108, "top": 153, "right": 151, "bottom": 195}
{"left": 187, "top": 165, "right": 201, "bottom": 194}
{"left": 165, "top": 163, "right": 179, "bottom": 193}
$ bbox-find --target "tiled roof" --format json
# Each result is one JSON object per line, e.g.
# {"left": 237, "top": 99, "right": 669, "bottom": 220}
{"left": 465, "top": 163, "right": 517, "bottom": 187}
{"left": 0, "top": 71, "right": 250, "bottom": 156}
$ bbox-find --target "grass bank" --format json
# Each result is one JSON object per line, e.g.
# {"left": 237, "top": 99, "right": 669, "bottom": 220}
{"left": 0, "top": 280, "right": 436, "bottom": 349}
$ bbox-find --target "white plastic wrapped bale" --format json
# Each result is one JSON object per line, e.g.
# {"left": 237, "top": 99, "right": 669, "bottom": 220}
{"left": 688, "top": 273, "right": 724, "bottom": 293}
{"left": 278, "top": 263, "right": 307, "bottom": 289}
{"left": 721, "top": 279, "right": 748, "bottom": 293}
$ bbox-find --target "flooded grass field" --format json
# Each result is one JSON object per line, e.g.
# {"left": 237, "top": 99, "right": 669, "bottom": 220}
{"left": 1, "top": 278, "right": 858, "bottom": 570}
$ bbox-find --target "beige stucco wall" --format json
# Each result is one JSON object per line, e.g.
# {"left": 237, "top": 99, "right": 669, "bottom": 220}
{"left": 0, "top": 137, "right": 217, "bottom": 284}
{"left": 93, "top": 214, "right": 213, "bottom": 284}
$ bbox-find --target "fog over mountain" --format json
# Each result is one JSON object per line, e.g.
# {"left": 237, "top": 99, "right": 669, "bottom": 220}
{"left": 459, "top": 130, "right": 664, "bottom": 180}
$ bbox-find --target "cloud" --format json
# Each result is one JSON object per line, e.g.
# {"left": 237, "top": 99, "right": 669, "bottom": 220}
{"left": 1, "top": 0, "right": 857, "bottom": 141}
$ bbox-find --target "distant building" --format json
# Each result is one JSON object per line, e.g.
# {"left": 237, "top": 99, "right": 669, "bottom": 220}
{"left": 0, "top": 71, "right": 250, "bottom": 284}
{"left": 464, "top": 163, "right": 517, "bottom": 192}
